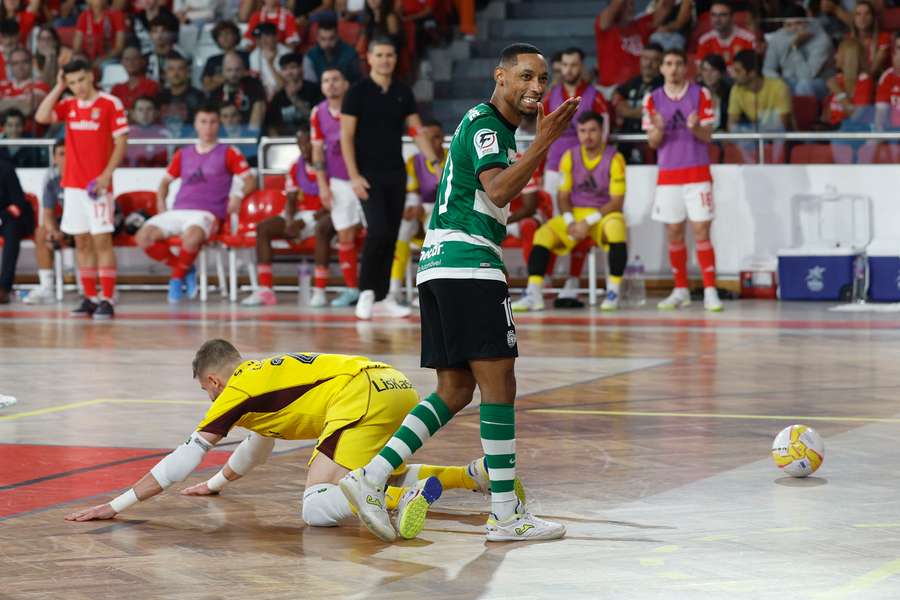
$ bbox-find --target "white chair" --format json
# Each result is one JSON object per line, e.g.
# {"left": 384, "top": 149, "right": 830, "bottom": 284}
{"left": 99, "top": 63, "right": 128, "bottom": 91}
{"left": 264, "top": 144, "right": 300, "bottom": 172}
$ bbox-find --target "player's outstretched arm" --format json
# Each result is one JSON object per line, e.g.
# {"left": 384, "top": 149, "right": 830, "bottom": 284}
{"left": 480, "top": 97, "right": 580, "bottom": 208}
{"left": 64, "top": 431, "right": 223, "bottom": 522}
{"left": 182, "top": 432, "right": 275, "bottom": 496}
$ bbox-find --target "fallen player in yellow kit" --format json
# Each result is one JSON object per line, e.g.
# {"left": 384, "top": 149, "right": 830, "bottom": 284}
{"left": 65, "top": 339, "right": 514, "bottom": 540}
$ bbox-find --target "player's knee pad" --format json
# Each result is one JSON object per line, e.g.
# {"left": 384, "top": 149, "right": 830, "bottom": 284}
{"left": 301, "top": 483, "right": 354, "bottom": 527}
{"left": 532, "top": 223, "right": 557, "bottom": 250}
{"left": 602, "top": 213, "right": 627, "bottom": 244}
{"left": 397, "top": 218, "right": 418, "bottom": 243}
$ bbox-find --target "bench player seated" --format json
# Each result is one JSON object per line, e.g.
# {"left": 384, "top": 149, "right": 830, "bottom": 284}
{"left": 389, "top": 118, "right": 446, "bottom": 303}
{"left": 65, "top": 339, "right": 517, "bottom": 541}
{"left": 136, "top": 102, "right": 256, "bottom": 303}
{"left": 242, "top": 127, "right": 335, "bottom": 307}
{"left": 23, "top": 142, "right": 67, "bottom": 305}
{"left": 513, "top": 111, "right": 628, "bottom": 312}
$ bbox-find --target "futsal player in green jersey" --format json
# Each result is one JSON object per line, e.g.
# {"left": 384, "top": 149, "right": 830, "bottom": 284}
{"left": 340, "top": 43, "right": 580, "bottom": 542}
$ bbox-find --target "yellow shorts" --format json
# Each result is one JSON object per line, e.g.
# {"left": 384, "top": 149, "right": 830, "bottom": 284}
{"left": 310, "top": 367, "right": 419, "bottom": 474}
{"left": 544, "top": 208, "right": 625, "bottom": 255}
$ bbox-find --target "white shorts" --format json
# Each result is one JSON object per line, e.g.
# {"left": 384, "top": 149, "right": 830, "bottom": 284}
{"left": 144, "top": 209, "right": 219, "bottom": 239}
{"left": 329, "top": 178, "right": 365, "bottom": 231}
{"left": 651, "top": 181, "right": 714, "bottom": 224}
{"left": 61, "top": 187, "right": 115, "bottom": 235}
{"left": 284, "top": 209, "right": 318, "bottom": 242}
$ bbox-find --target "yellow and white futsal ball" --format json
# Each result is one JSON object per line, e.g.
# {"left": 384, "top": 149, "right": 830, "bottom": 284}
{"left": 772, "top": 424, "right": 824, "bottom": 477}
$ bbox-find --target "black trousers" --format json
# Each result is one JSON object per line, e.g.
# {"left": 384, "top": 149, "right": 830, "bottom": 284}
{"left": 0, "top": 202, "right": 35, "bottom": 292}
{"left": 359, "top": 173, "right": 406, "bottom": 300}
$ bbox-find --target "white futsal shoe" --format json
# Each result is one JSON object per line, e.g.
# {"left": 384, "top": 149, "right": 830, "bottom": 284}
{"left": 556, "top": 277, "right": 580, "bottom": 300}
{"left": 241, "top": 287, "right": 277, "bottom": 306}
{"left": 371, "top": 296, "right": 412, "bottom": 318}
{"left": 0, "top": 394, "right": 17, "bottom": 409}
{"left": 511, "top": 286, "right": 544, "bottom": 312}
{"left": 466, "top": 456, "right": 527, "bottom": 504}
{"left": 704, "top": 287, "right": 723, "bottom": 312}
{"left": 22, "top": 286, "right": 54, "bottom": 304}
{"left": 339, "top": 468, "right": 396, "bottom": 542}
{"left": 486, "top": 508, "right": 566, "bottom": 542}
{"left": 600, "top": 289, "right": 620, "bottom": 311}
{"left": 657, "top": 287, "right": 691, "bottom": 310}
{"left": 309, "top": 287, "right": 328, "bottom": 308}
{"left": 393, "top": 476, "right": 443, "bottom": 540}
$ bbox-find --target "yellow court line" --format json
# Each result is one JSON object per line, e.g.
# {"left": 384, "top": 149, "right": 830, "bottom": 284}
{"left": 0, "top": 399, "right": 107, "bottom": 421}
{"left": 0, "top": 398, "right": 207, "bottom": 421}
{"left": 530, "top": 408, "right": 900, "bottom": 424}
{"left": 815, "top": 557, "right": 900, "bottom": 600}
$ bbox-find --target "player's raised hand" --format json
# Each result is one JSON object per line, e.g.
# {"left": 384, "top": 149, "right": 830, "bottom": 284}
{"left": 65, "top": 503, "right": 117, "bottom": 522}
{"left": 55, "top": 68, "right": 66, "bottom": 90}
{"left": 180, "top": 481, "right": 219, "bottom": 496}
{"left": 536, "top": 96, "right": 581, "bottom": 148}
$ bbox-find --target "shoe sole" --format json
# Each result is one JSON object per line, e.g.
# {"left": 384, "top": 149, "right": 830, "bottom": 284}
{"left": 92, "top": 312, "right": 113, "bottom": 320}
{"left": 485, "top": 524, "right": 566, "bottom": 542}
{"left": 397, "top": 476, "right": 442, "bottom": 539}
{"left": 338, "top": 478, "right": 396, "bottom": 542}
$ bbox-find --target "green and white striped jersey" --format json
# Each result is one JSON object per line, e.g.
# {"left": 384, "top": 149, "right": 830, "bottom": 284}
{"left": 416, "top": 102, "right": 518, "bottom": 284}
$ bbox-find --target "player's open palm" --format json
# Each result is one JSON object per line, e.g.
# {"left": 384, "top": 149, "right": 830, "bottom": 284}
{"left": 536, "top": 97, "right": 581, "bottom": 147}
{"left": 65, "top": 502, "right": 117, "bottom": 521}
{"left": 180, "top": 482, "right": 218, "bottom": 496}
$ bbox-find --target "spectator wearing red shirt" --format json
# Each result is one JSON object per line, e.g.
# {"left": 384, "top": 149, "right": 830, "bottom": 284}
{"left": 850, "top": 1, "right": 891, "bottom": 77}
{"left": 822, "top": 38, "right": 874, "bottom": 127}
{"left": 595, "top": 0, "right": 672, "bottom": 89}
{"left": 111, "top": 46, "right": 161, "bottom": 111}
{"left": 0, "top": 20, "right": 19, "bottom": 83}
{"left": 0, "top": 0, "right": 37, "bottom": 45}
{"left": 696, "top": 1, "right": 756, "bottom": 66}
{"left": 0, "top": 48, "right": 49, "bottom": 127}
{"left": 73, "top": 0, "right": 127, "bottom": 67}
{"left": 875, "top": 35, "right": 900, "bottom": 131}
{"left": 244, "top": 0, "right": 299, "bottom": 47}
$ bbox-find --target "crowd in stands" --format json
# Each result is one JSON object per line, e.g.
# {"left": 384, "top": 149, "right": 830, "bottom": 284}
{"left": 0, "top": 0, "right": 477, "bottom": 167}
{"left": 595, "top": 0, "right": 900, "bottom": 163}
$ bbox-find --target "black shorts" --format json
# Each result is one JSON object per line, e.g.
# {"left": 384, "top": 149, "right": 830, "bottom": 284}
{"left": 418, "top": 278, "right": 518, "bottom": 369}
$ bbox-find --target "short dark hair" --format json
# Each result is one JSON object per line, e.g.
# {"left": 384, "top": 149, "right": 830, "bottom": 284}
{"left": 320, "top": 66, "right": 346, "bottom": 79}
{"left": 3, "top": 107, "right": 24, "bottom": 124}
{"left": 498, "top": 43, "right": 543, "bottom": 67}
{"left": 733, "top": 49, "right": 760, "bottom": 73}
{"left": 644, "top": 42, "right": 665, "bottom": 54}
{"left": 252, "top": 22, "right": 277, "bottom": 38}
{"left": 279, "top": 52, "right": 304, "bottom": 68}
{"left": 560, "top": 47, "right": 584, "bottom": 61}
{"left": 62, "top": 58, "right": 91, "bottom": 75}
{"left": 133, "top": 95, "right": 159, "bottom": 110}
{"left": 783, "top": 4, "right": 807, "bottom": 20}
{"left": 318, "top": 17, "right": 338, "bottom": 32}
{"left": 166, "top": 52, "right": 188, "bottom": 66}
{"left": 367, "top": 35, "right": 396, "bottom": 52}
{"left": 701, "top": 53, "right": 727, "bottom": 73}
{"left": 196, "top": 100, "right": 222, "bottom": 116}
{"left": 0, "top": 19, "right": 19, "bottom": 37}
{"left": 149, "top": 13, "right": 179, "bottom": 34}
{"left": 550, "top": 51, "right": 563, "bottom": 64}
{"left": 576, "top": 111, "right": 604, "bottom": 127}
{"left": 192, "top": 339, "right": 241, "bottom": 379}
{"left": 422, "top": 117, "right": 442, "bottom": 129}
{"left": 663, "top": 47, "right": 687, "bottom": 62}
{"left": 212, "top": 20, "right": 240, "bottom": 44}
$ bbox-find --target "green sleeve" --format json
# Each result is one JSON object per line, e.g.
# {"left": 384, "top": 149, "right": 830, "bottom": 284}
{"left": 468, "top": 116, "right": 511, "bottom": 179}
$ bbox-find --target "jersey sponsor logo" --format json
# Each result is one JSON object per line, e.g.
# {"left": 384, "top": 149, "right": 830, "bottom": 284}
{"left": 68, "top": 120, "right": 102, "bottom": 131}
{"left": 286, "top": 352, "right": 319, "bottom": 364}
{"left": 372, "top": 377, "right": 414, "bottom": 392}
{"left": 474, "top": 128, "right": 500, "bottom": 159}
{"left": 420, "top": 242, "right": 443, "bottom": 261}
{"left": 91, "top": 108, "right": 100, "bottom": 120}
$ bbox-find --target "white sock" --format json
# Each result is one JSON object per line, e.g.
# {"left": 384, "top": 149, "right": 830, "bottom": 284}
{"left": 38, "top": 269, "right": 53, "bottom": 289}
{"left": 301, "top": 483, "right": 354, "bottom": 526}
{"left": 607, "top": 279, "right": 621, "bottom": 295}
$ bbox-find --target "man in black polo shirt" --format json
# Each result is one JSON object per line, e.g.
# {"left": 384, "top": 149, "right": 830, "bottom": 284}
{"left": 340, "top": 36, "right": 439, "bottom": 320}
{"left": 210, "top": 51, "right": 267, "bottom": 131}
{"left": 610, "top": 42, "right": 663, "bottom": 164}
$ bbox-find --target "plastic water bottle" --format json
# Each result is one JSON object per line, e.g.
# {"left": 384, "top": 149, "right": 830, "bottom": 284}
{"left": 298, "top": 263, "right": 312, "bottom": 305}
{"left": 626, "top": 256, "right": 647, "bottom": 306}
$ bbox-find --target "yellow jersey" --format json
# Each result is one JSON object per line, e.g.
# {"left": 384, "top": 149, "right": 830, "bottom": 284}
{"left": 196, "top": 353, "right": 390, "bottom": 440}
{"left": 558, "top": 145, "right": 626, "bottom": 197}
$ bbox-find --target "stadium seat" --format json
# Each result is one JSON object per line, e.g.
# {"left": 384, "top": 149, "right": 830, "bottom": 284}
{"left": 792, "top": 96, "right": 820, "bottom": 131}
{"left": 709, "top": 143, "right": 722, "bottom": 164}
{"left": 220, "top": 189, "right": 316, "bottom": 301}
{"left": 264, "top": 144, "right": 300, "bottom": 171}
{"left": 723, "top": 142, "right": 785, "bottom": 164}
{"left": 858, "top": 142, "right": 900, "bottom": 164}
{"left": 99, "top": 63, "right": 128, "bottom": 92}
{"left": 115, "top": 191, "right": 158, "bottom": 248}
{"left": 263, "top": 173, "right": 286, "bottom": 190}
{"left": 338, "top": 20, "right": 362, "bottom": 46}
{"left": 789, "top": 143, "right": 854, "bottom": 164}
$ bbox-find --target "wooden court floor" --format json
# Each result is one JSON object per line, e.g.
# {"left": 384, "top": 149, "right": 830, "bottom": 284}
{"left": 2, "top": 295, "right": 900, "bottom": 599}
